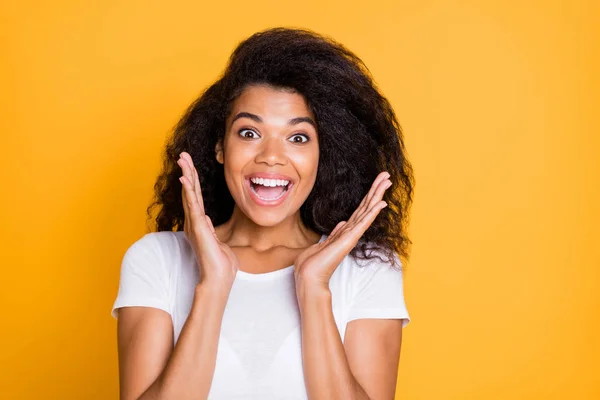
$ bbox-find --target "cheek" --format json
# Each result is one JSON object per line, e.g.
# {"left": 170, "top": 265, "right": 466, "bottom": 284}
{"left": 222, "top": 147, "right": 252, "bottom": 197}
{"left": 223, "top": 159, "right": 242, "bottom": 189}
{"left": 293, "top": 151, "right": 319, "bottom": 185}
{"left": 222, "top": 142, "right": 244, "bottom": 172}
{"left": 224, "top": 140, "right": 255, "bottom": 167}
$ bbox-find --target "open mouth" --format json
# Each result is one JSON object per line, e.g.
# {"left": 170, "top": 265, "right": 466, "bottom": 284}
{"left": 248, "top": 177, "right": 292, "bottom": 202}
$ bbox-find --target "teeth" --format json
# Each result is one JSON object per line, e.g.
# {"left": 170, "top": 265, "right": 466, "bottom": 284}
{"left": 250, "top": 177, "right": 290, "bottom": 187}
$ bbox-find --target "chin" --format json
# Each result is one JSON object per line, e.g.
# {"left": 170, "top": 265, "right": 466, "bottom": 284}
{"left": 244, "top": 208, "right": 294, "bottom": 227}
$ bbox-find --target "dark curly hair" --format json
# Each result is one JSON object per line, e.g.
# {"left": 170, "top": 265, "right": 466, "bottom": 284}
{"left": 146, "top": 27, "right": 415, "bottom": 270}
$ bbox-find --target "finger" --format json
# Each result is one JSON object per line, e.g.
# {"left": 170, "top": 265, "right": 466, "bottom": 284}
{"left": 352, "top": 172, "right": 389, "bottom": 221}
{"left": 181, "top": 152, "right": 206, "bottom": 215}
{"left": 179, "top": 153, "right": 195, "bottom": 191}
{"left": 205, "top": 215, "right": 216, "bottom": 237}
{"left": 330, "top": 221, "right": 347, "bottom": 238}
{"left": 356, "top": 200, "right": 388, "bottom": 230}
{"left": 179, "top": 176, "right": 191, "bottom": 216}
{"left": 180, "top": 175, "right": 202, "bottom": 218}
{"left": 367, "top": 178, "right": 392, "bottom": 210}
{"left": 178, "top": 154, "right": 198, "bottom": 210}
{"left": 178, "top": 157, "right": 199, "bottom": 216}
{"left": 178, "top": 152, "right": 191, "bottom": 180}
{"left": 354, "top": 180, "right": 390, "bottom": 231}
{"left": 180, "top": 176, "right": 191, "bottom": 231}
{"left": 355, "top": 182, "right": 389, "bottom": 227}
{"left": 362, "top": 172, "right": 391, "bottom": 211}
{"left": 181, "top": 152, "right": 199, "bottom": 194}
{"left": 345, "top": 177, "right": 390, "bottom": 235}
{"left": 177, "top": 156, "right": 194, "bottom": 199}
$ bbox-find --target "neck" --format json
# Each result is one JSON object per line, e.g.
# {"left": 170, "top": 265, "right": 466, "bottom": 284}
{"left": 216, "top": 205, "right": 321, "bottom": 251}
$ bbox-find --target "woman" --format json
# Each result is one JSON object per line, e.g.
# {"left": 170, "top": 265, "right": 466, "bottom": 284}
{"left": 112, "top": 27, "right": 414, "bottom": 400}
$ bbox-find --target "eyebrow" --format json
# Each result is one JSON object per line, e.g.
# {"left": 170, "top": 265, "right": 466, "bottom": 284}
{"left": 230, "top": 112, "right": 317, "bottom": 129}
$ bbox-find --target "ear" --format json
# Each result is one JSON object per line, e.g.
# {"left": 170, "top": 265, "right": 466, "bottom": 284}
{"left": 215, "top": 140, "right": 224, "bottom": 164}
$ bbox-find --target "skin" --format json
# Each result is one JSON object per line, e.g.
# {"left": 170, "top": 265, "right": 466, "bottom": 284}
{"left": 116, "top": 84, "right": 404, "bottom": 400}
{"left": 213, "top": 84, "right": 323, "bottom": 255}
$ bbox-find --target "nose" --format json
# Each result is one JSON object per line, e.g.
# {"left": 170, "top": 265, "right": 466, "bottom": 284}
{"left": 255, "top": 136, "right": 287, "bottom": 166}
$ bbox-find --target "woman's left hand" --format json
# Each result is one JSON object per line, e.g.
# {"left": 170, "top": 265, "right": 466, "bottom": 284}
{"left": 293, "top": 171, "right": 392, "bottom": 291}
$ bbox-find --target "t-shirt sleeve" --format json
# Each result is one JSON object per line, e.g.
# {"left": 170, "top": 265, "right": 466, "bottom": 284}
{"left": 346, "top": 253, "right": 411, "bottom": 328}
{"left": 111, "top": 233, "right": 171, "bottom": 319}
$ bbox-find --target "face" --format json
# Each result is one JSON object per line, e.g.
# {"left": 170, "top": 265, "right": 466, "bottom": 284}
{"left": 217, "top": 84, "right": 319, "bottom": 227}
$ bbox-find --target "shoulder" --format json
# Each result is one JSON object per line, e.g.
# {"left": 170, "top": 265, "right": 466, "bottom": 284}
{"left": 341, "top": 244, "right": 403, "bottom": 277}
{"left": 122, "top": 231, "right": 188, "bottom": 272}
{"left": 329, "top": 241, "right": 403, "bottom": 293}
{"left": 128, "top": 230, "right": 186, "bottom": 252}
{"left": 112, "top": 232, "right": 184, "bottom": 320}
{"left": 340, "top": 243, "right": 410, "bottom": 326}
{"left": 336, "top": 244, "right": 404, "bottom": 300}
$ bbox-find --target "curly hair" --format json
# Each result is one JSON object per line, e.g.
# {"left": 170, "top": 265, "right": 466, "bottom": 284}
{"left": 146, "top": 27, "right": 415, "bottom": 270}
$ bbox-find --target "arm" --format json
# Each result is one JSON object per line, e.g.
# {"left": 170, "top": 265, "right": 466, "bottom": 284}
{"left": 117, "top": 283, "right": 229, "bottom": 400}
{"left": 297, "top": 284, "right": 403, "bottom": 400}
{"left": 297, "top": 284, "right": 369, "bottom": 400}
{"left": 117, "top": 152, "right": 238, "bottom": 399}
{"left": 293, "top": 171, "right": 404, "bottom": 399}
{"left": 343, "top": 318, "right": 403, "bottom": 400}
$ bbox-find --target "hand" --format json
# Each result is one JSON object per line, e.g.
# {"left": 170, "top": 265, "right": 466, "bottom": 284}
{"left": 293, "top": 171, "right": 392, "bottom": 290}
{"left": 178, "top": 151, "right": 239, "bottom": 293}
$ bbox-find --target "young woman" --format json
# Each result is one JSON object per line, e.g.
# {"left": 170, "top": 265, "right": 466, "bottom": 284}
{"left": 111, "top": 27, "right": 414, "bottom": 400}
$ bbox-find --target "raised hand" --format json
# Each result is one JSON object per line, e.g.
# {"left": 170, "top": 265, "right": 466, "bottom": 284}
{"left": 293, "top": 171, "right": 392, "bottom": 290}
{"left": 177, "top": 151, "right": 239, "bottom": 293}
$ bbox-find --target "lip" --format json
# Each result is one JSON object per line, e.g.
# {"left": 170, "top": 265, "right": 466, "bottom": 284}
{"left": 245, "top": 177, "right": 294, "bottom": 207}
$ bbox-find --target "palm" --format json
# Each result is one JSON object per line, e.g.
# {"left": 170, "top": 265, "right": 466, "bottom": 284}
{"left": 178, "top": 152, "right": 239, "bottom": 289}
{"left": 294, "top": 171, "right": 392, "bottom": 287}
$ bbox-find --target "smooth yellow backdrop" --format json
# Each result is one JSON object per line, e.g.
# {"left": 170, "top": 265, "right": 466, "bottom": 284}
{"left": 1, "top": 0, "right": 598, "bottom": 399}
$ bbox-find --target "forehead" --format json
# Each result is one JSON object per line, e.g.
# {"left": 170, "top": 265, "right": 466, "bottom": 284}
{"left": 228, "top": 85, "right": 315, "bottom": 122}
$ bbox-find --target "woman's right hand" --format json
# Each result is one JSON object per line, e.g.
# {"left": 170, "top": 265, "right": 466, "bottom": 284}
{"left": 177, "top": 151, "right": 239, "bottom": 293}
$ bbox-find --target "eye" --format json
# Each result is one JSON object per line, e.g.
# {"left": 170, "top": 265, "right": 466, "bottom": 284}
{"left": 238, "top": 128, "right": 259, "bottom": 139}
{"left": 289, "top": 134, "right": 309, "bottom": 143}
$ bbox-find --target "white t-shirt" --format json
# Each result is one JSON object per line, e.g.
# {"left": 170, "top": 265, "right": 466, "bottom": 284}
{"left": 111, "top": 231, "right": 410, "bottom": 399}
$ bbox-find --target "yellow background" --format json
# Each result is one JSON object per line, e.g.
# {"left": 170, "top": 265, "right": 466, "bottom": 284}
{"left": 1, "top": 0, "right": 598, "bottom": 398}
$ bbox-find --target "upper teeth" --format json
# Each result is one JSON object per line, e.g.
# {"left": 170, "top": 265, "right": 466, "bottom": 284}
{"left": 250, "top": 177, "right": 290, "bottom": 187}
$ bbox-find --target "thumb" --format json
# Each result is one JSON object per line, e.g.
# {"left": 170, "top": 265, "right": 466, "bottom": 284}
{"left": 205, "top": 215, "right": 217, "bottom": 238}
{"left": 330, "top": 221, "right": 347, "bottom": 237}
